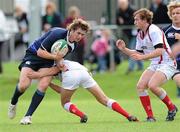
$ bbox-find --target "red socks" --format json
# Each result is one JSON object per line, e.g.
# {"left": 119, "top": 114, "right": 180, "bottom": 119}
{"left": 162, "top": 95, "right": 175, "bottom": 111}
{"left": 107, "top": 99, "right": 130, "bottom": 118}
{"left": 159, "top": 89, "right": 175, "bottom": 111}
{"left": 64, "top": 102, "right": 84, "bottom": 118}
{"left": 140, "top": 96, "right": 154, "bottom": 118}
{"left": 112, "top": 102, "right": 130, "bottom": 118}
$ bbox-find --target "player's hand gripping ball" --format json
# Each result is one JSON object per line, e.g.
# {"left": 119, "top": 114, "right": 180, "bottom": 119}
{"left": 51, "top": 39, "right": 68, "bottom": 56}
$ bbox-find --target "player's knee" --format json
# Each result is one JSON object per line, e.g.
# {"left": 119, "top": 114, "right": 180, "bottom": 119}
{"left": 148, "top": 82, "right": 157, "bottom": 91}
{"left": 136, "top": 83, "right": 146, "bottom": 92}
{"left": 18, "top": 82, "right": 29, "bottom": 92}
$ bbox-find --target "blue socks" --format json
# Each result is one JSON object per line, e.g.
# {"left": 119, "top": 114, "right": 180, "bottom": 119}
{"left": 25, "top": 89, "right": 45, "bottom": 116}
{"left": 11, "top": 85, "right": 23, "bottom": 105}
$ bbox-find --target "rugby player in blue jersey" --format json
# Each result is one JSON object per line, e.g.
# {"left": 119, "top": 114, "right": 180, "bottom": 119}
{"left": 20, "top": 59, "right": 139, "bottom": 124}
{"left": 163, "top": 1, "right": 180, "bottom": 97}
{"left": 8, "top": 19, "right": 90, "bottom": 124}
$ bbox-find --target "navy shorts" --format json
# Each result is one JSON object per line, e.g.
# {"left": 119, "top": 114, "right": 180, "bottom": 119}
{"left": 172, "top": 60, "right": 180, "bottom": 79}
{"left": 18, "top": 50, "right": 54, "bottom": 71}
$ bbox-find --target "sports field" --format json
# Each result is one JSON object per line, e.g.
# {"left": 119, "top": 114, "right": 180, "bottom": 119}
{"left": 0, "top": 61, "right": 180, "bottom": 132}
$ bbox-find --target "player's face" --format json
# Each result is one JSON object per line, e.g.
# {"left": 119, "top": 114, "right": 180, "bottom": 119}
{"left": 69, "top": 28, "right": 86, "bottom": 42}
{"left": 171, "top": 7, "right": 180, "bottom": 25}
{"left": 134, "top": 14, "right": 145, "bottom": 29}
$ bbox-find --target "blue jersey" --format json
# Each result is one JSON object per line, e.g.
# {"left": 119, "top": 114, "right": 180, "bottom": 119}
{"left": 163, "top": 24, "right": 180, "bottom": 47}
{"left": 163, "top": 24, "right": 180, "bottom": 69}
{"left": 27, "top": 27, "right": 76, "bottom": 54}
{"left": 177, "top": 54, "right": 180, "bottom": 70}
{"left": 19, "top": 27, "right": 77, "bottom": 71}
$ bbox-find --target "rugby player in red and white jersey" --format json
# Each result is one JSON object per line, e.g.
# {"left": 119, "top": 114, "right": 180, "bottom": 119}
{"left": 116, "top": 8, "right": 178, "bottom": 122}
{"left": 25, "top": 59, "right": 139, "bottom": 124}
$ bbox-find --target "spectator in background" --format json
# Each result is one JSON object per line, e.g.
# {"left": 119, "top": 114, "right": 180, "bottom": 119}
{"left": 116, "top": 0, "right": 134, "bottom": 39}
{"left": 116, "top": 0, "right": 143, "bottom": 74}
{"left": 163, "top": 1, "right": 180, "bottom": 97}
{"left": 64, "top": 6, "right": 84, "bottom": 27}
{"left": 104, "top": 29, "right": 121, "bottom": 71}
{"left": 91, "top": 29, "right": 110, "bottom": 73}
{"left": 149, "top": 0, "right": 171, "bottom": 24}
{"left": 0, "top": 10, "right": 7, "bottom": 74}
{"left": 64, "top": 6, "right": 86, "bottom": 64}
{"left": 14, "top": 5, "right": 29, "bottom": 48}
{"left": 42, "top": 1, "right": 63, "bottom": 33}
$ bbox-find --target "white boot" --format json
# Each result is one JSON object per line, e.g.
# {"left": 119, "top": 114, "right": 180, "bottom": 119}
{"left": 20, "top": 116, "right": 32, "bottom": 125}
{"left": 8, "top": 103, "right": 17, "bottom": 119}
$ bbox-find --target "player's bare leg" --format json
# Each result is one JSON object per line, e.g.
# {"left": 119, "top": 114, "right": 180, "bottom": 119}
{"left": 49, "top": 82, "right": 62, "bottom": 93}
{"left": 61, "top": 88, "right": 87, "bottom": 123}
{"left": 20, "top": 74, "right": 52, "bottom": 125}
{"left": 87, "top": 84, "right": 138, "bottom": 122}
{"left": 137, "top": 69, "right": 155, "bottom": 122}
{"left": 148, "top": 71, "right": 178, "bottom": 121}
{"left": 8, "top": 67, "right": 32, "bottom": 119}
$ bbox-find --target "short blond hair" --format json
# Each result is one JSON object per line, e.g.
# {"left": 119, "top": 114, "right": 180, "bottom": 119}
{"left": 67, "top": 18, "right": 90, "bottom": 33}
{"left": 68, "top": 6, "right": 80, "bottom": 18}
{"left": 133, "top": 8, "right": 153, "bottom": 24}
{"left": 167, "top": 1, "right": 180, "bottom": 19}
{"left": 45, "top": 1, "right": 57, "bottom": 12}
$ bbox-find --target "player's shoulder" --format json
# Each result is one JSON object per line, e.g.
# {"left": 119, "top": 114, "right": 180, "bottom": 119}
{"left": 149, "top": 24, "right": 162, "bottom": 34}
{"left": 162, "top": 24, "right": 172, "bottom": 32}
{"left": 149, "top": 24, "right": 160, "bottom": 31}
{"left": 51, "top": 27, "right": 68, "bottom": 35}
{"left": 49, "top": 28, "right": 68, "bottom": 39}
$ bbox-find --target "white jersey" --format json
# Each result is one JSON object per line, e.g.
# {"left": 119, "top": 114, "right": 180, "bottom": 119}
{"left": 136, "top": 24, "right": 173, "bottom": 65}
{"left": 63, "top": 60, "right": 88, "bottom": 71}
{"left": 59, "top": 60, "right": 97, "bottom": 90}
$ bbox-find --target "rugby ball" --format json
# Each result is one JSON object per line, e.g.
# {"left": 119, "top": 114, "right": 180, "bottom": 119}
{"left": 51, "top": 39, "right": 68, "bottom": 55}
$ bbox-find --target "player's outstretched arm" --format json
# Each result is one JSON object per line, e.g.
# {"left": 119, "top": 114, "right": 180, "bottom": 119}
{"left": 27, "top": 67, "right": 60, "bottom": 79}
{"left": 116, "top": 39, "right": 138, "bottom": 56}
{"left": 49, "top": 82, "right": 61, "bottom": 93}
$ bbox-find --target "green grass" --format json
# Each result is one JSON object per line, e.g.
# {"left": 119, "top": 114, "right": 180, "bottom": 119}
{"left": 0, "top": 61, "right": 179, "bottom": 132}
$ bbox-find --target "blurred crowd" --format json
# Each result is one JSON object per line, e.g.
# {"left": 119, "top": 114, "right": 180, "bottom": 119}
{"left": 0, "top": 0, "right": 175, "bottom": 74}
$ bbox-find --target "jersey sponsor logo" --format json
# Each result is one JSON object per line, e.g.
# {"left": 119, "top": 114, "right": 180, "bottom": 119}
{"left": 167, "top": 32, "right": 175, "bottom": 38}
{"left": 141, "top": 46, "right": 147, "bottom": 49}
{"left": 25, "top": 61, "right": 31, "bottom": 65}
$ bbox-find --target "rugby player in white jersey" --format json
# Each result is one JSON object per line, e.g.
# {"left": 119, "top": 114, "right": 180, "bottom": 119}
{"left": 26, "top": 59, "right": 138, "bottom": 124}
{"left": 116, "top": 8, "right": 178, "bottom": 122}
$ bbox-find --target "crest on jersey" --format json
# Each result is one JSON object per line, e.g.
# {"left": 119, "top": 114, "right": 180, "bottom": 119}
{"left": 167, "top": 33, "right": 175, "bottom": 38}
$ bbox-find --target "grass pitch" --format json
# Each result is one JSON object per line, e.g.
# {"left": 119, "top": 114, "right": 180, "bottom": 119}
{"left": 0, "top": 61, "right": 180, "bottom": 132}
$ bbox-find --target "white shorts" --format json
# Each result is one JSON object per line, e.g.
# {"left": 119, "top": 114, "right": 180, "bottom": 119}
{"left": 147, "top": 62, "right": 176, "bottom": 80}
{"left": 61, "top": 70, "right": 97, "bottom": 90}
